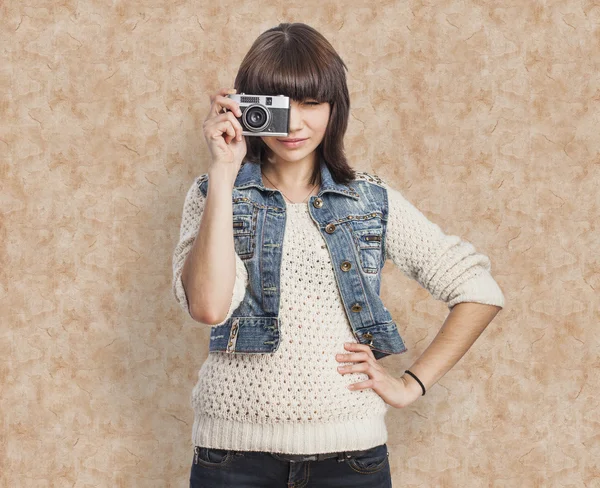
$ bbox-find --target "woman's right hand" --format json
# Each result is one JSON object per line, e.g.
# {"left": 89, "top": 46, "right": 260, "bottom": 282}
{"left": 203, "top": 87, "right": 247, "bottom": 171}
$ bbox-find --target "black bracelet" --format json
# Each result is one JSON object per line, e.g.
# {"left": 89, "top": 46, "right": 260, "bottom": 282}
{"left": 405, "top": 370, "right": 426, "bottom": 396}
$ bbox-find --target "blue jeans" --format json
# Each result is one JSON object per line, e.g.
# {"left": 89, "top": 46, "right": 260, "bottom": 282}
{"left": 189, "top": 443, "right": 392, "bottom": 487}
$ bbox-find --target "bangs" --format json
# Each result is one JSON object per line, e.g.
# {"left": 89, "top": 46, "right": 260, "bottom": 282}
{"left": 239, "top": 43, "right": 336, "bottom": 103}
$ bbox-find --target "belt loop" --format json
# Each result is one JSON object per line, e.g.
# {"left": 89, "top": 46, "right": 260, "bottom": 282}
{"left": 337, "top": 451, "right": 345, "bottom": 462}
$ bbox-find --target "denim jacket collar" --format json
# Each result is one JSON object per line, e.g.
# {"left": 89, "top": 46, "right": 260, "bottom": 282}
{"left": 233, "top": 158, "right": 360, "bottom": 200}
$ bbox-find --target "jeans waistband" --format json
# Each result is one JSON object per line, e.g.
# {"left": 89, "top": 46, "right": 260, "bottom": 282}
{"left": 269, "top": 447, "right": 376, "bottom": 463}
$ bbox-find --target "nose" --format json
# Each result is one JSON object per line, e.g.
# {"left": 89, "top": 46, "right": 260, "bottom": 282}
{"left": 288, "top": 102, "right": 304, "bottom": 133}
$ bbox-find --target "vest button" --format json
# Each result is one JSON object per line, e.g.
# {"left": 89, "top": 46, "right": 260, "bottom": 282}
{"left": 351, "top": 303, "right": 362, "bottom": 312}
{"left": 340, "top": 261, "right": 352, "bottom": 271}
{"left": 313, "top": 198, "right": 323, "bottom": 208}
{"left": 325, "top": 223, "right": 336, "bottom": 233}
{"left": 363, "top": 332, "right": 373, "bottom": 339}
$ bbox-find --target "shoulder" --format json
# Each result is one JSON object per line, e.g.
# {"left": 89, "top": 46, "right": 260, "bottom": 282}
{"left": 353, "top": 171, "right": 416, "bottom": 210}
{"left": 352, "top": 170, "right": 389, "bottom": 189}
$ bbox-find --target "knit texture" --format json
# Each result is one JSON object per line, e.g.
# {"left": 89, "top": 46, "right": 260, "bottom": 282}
{"left": 171, "top": 174, "right": 505, "bottom": 454}
{"left": 381, "top": 179, "right": 505, "bottom": 310}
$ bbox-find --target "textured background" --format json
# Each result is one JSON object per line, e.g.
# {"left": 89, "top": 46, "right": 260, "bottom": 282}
{"left": 2, "top": 1, "right": 599, "bottom": 486}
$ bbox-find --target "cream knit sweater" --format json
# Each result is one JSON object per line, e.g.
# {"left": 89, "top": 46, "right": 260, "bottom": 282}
{"left": 172, "top": 173, "right": 505, "bottom": 455}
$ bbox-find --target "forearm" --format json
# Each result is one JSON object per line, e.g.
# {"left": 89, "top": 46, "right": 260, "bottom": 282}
{"left": 403, "top": 302, "right": 502, "bottom": 396}
{"left": 181, "top": 165, "right": 237, "bottom": 324}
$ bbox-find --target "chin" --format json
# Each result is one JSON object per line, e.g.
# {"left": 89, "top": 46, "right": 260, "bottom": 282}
{"left": 267, "top": 145, "right": 319, "bottom": 162}
{"left": 275, "top": 151, "right": 310, "bottom": 162}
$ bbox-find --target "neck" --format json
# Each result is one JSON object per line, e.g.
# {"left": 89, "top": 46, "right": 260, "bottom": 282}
{"left": 262, "top": 151, "right": 320, "bottom": 188}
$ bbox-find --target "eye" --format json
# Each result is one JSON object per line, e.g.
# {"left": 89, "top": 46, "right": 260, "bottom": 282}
{"left": 303, "top": 100, "right": 320, "bottom": 106}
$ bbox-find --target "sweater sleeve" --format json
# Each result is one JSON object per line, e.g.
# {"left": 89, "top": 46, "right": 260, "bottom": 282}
{"left": 382, "top": 181, "right": 505, "bottom": 310}
{"left": 172, "top": 175, "right": 249, "bottom": 324}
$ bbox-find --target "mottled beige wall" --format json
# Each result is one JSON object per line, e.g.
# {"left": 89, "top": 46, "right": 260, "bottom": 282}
{"left": 2, "top": 1, "right": 598, "bottom": 486}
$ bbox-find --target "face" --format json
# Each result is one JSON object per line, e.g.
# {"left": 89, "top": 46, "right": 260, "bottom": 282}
{"left": 260, "top": 99, "right": 331, "bottom": 165}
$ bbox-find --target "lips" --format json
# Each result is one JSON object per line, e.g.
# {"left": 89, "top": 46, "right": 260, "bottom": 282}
{"left": 277, "top": 137, "right": 309, "bottom": 149}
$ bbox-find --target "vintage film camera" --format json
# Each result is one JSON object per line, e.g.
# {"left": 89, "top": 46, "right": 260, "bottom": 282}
{"left": 225, "top": 93, "right": 290, "bottom": 137}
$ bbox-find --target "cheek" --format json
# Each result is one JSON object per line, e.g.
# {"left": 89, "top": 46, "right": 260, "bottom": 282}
{"left": 313, "top": 113, "right": 330, "bottom": 136}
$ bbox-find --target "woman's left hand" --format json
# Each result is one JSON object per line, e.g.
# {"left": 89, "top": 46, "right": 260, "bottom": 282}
{"left": 336, "top": 342, "right": 422, "bottom": 408}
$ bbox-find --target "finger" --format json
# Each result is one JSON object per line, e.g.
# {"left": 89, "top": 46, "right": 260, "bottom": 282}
{"left": 207, "top": 88, "right": 234, "bottom": 118}
{"left": 344, "top": 342, "right": 376, "bottom": 359}
{"left": 336, "top": 353, "right": 375, "bottom": 367}
{"left": 206, "top": 112, "right": 244, "bottom": 141}
{"left": 223, "top": 120, "right": 235, "bottom": 144}
{"left": 336, "top": 354, "right": 363, "bottom": 366}
{"left": 207, "top": 94, "right": 242, "bottom": 121}
{"left": 221, "top": 112, "right": 244, "bottom": 141}
{"left": 347, "top": 379, "right": 374, "bottom": 390}
{"left": 225, "top": 111, "right": 244, "bottom": 141}
{"left": 336, "top": 347, "right": 369, "bottom": 361}
{"left": 214, "top": 95, "right": 242, "bottom": 117}
{"left": 209, "top": 87, "right": 236, "bottom": 104}
{"left": 337, "top": 362, "right": 368, "bottom": 374}
{"left": 206, "top": 118, "right": 236, "bottom": 143}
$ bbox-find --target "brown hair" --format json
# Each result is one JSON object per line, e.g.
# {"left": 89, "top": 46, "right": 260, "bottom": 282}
{"left": 234, "top": 22, "right": 356, "bottom": 186}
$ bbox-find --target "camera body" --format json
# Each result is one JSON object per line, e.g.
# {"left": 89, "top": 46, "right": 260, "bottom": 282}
{"left": 226, "top": 93, "right": 290, "bottom": 137}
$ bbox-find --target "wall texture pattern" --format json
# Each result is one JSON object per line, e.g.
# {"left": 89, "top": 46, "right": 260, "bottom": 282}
{"left": 2, "top": 1, "right": 598, "bottom": 486}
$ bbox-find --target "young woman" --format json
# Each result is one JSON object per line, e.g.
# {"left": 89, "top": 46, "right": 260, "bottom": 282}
{"left": 173, "top": 22, "right": 505, "bottom": 488}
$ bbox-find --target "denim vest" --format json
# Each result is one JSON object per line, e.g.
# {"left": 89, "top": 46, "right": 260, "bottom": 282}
{"left": 197, "top": 159, "right": 407, "bottom": 360}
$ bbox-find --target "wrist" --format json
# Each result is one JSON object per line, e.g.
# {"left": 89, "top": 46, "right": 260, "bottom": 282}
{"left": 403, "top": 370, "right": 427, "bottom": 397}
{"left": 208, "top": 162, "right": 239, "bottom": 187}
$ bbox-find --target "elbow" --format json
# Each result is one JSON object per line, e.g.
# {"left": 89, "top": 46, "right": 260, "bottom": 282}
{"left": 189, "top": 302, "right": 225, "bottom": 325}
{"left": 181, "top": 267, "right": 223, "bottom": 325}
{"left": 181, "top": 261, "right": 237, "bottom": 325}
{"left": 188, "top": 303, "right": 207, "bottom": 324}
{"left": 182, "top": 273, "right": 230, "bottom": 324}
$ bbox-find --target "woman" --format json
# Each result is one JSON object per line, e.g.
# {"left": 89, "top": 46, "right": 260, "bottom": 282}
{"left": 172, "top": 22, "right": 505, "bottom": 487}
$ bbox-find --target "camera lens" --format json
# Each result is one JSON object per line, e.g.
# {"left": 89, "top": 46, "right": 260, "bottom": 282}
{"left": 248, "top": 108, "right": 265, "bottom": 126}
{"left": 243, "top": 104, "right": 271, "bottom": 132}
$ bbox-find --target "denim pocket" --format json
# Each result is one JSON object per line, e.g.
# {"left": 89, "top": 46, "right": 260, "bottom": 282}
{"left": 347, "top": 444, "right": 389, "bottom": 474}
{"left": 232, "top": 202, "right": 258, "bottom": 260}
{"left": 193, "top": 446, "right": 234, "bottom": 468}
{"left": 349, "top": 218, "right": 384, "bottom": 274}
